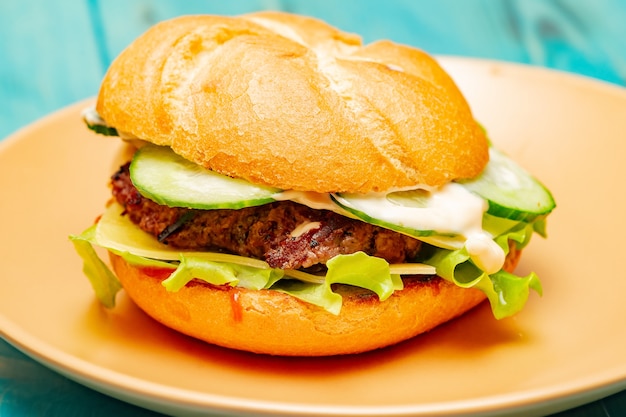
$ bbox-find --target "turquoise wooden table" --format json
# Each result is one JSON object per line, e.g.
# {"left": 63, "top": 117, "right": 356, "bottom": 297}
{"left": 1, "top": 1, "right": 625, "bottom": 415}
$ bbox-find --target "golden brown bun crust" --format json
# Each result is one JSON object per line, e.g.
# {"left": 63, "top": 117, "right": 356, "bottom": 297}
{"left": 109, "top": 245, "right": 521, "bottom": 356}
{"left": 96, "top": 12, "right": 488, "bottom": 193}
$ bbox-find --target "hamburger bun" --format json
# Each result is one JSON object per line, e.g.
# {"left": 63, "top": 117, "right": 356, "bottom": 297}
{"left": 96, "top": 11, "right": 488, "bottom": 193}
{"left": 109, "top": 243, "right": 521, "bottom": 356}
{"left": 79, "top": 12, "right": 543, "bottom": 357}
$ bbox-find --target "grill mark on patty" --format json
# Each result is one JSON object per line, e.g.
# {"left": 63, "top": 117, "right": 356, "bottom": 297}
{"left": 111, "top": 163, "right": 422, "bottom": 269}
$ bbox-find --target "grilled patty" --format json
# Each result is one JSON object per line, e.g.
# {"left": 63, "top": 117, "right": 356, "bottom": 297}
{"left": 111, "top": 163, "right": 422, "bottom": 270}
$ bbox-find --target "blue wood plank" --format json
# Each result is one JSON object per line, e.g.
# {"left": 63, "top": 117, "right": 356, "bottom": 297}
{"left": 1, "top": 0, "right": 624, "bottom": 142}
{"left": 603, "top": 390, "right": 626, "bottom": 416}
{"left": 94, "top": 0, "right": 521, "bottom": 65}
{"left": 92, "top": 0, "right": 626, "bottom": 86}
{"left": 92, "top": 0, "right": 285, "bottom": 65}
{"left": 0, "top": 1, "right": 104, "bottom": 139}
{"left": 281, "top": 0, "right": 626, "bottom": 85}
{"left": 503, "top": 0, "right": 626, "bottom": 85}
{"left": 0, "top": 339, "right": 163, "bottom": 416}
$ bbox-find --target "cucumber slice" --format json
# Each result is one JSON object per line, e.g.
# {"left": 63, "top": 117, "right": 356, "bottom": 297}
{"left": 331, "top": 193, "right": 440, "bottom": 238}
{"left": 332, "top": 182, "right": 487, "bottom": 238}
{"left": 458, "top": 148, "right": 556, "bottom": 222}
{"left": 82, "top": 107, "right": 119, "bottom": 136}
{"left": 130, "top": 145, "right": 281, "bottom": 209}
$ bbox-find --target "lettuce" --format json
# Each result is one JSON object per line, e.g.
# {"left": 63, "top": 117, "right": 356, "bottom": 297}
{"left": 273, "top": 252, "right": 402, "bottom": 314}
{"left": 69, "top": 225, "right": 122, "bottom": 308}
{"left": 161, "top": 254, "right": 284, "bottom": 292}
{"left": 423, "top": 221, "right": 542, "bottom": 319}
{"left": 71, "top": 202, "right": 544, "bottom": 317}
{"left": 69, "top": 207, "right": 402, "bottom": 315}
{"left": 272, "top": 280, "right": 343, "bottom": 315}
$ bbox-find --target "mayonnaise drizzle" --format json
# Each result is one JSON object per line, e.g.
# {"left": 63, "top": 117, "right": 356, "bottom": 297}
{"left": 274, "top": 190, "right": 346, "bottom": 212}
{"left": 275, "top": 184, "right": 505, "bottom": 275}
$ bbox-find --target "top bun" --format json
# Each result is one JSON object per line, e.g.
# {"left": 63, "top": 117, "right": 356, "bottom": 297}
{"left": 96, "top": 12, "right": 488, "bottom": 193}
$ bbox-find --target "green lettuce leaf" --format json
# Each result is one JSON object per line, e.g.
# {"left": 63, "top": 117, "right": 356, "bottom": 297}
{"left": 69, "top": 225, "right": 122, "bottom": 308}
{"left": 273, "top": 252, "right": 402, "bottom": 314}
{"left": 69, "top": 223, "right": 285, "bottom": 307}
{"left": 424, "top": 221, "right": 542, "bottom": 319}
{"left": 69, "top": 214, "right": 400, "bottom": 315}
{"left": 272, "top": 279, "right": 343, "bottom": 315}
{"left": 326, "top": 251, "right": 403, "bottom": 299}
{"left": 162, "top": 254, "right": 284, "bottom": 292}
{"left": 70, "top": 202, "right": 546, "bottom": 318}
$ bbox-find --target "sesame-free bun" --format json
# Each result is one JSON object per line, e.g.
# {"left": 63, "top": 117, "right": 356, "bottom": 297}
{"left": 96, "top": 12, "right": 488, "bottom": 193}
{"left": 109, "top": 245, "right": 521, "bottom": 356}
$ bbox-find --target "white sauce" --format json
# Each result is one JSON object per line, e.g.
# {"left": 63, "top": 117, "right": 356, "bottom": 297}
{"left": 274, "top": 190, "right": 339, "bottom": 211}
{"left": 465, "top": 233, "right": 505, "bottom": 274}
{"left": 340, "top": 183, "right": 485, "bottom": 234}
{"left": 275, "top": 184, "right": 505, "bottom": 275}
{"left": 290, "top": 221, "right": 321, "bottom": 238}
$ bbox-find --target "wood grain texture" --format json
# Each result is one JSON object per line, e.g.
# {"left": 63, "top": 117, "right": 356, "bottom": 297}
{"left": 1, "top": 1, "right": 625, "bottom": 416}
{"left": 1, "top": 0, "right": 625, "bottom": 141}
{"left": 0, "top": 340, "right": 160, "bottom": 416}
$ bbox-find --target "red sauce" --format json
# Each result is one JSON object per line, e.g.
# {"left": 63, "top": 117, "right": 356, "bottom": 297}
{"left": 140, "top": 266, "right": 175, "bottom": 281}
{"left": 229, "top": 291, "right": 243, "bottom": 322}
{"left": 138, "top": 266, "right": 244, "bottom": 322}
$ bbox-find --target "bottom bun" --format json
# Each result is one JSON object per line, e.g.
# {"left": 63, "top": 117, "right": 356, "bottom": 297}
{"left": 109, "top": 246, "right": 521, "bottom": 356}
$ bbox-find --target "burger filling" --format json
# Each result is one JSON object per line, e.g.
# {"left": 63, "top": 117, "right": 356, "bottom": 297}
{"left": 112, "top": 163, "right": 422, "bottom": 271}
{"left": 72, "top": 112, "right": 555, "bottom": 319}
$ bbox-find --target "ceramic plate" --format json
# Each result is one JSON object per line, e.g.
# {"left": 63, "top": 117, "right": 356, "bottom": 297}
{"left": 1, "top": 57, "right": 626, "bottom": 417}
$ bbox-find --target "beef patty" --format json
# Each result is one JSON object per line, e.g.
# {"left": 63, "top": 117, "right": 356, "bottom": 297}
{"left": 111, "top": 163, "right": 422, "bottom": 270}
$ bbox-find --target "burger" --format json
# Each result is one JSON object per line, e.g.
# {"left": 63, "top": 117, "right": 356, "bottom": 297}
{"left": 70, "top": 12, "right": 555, "bottom": 356}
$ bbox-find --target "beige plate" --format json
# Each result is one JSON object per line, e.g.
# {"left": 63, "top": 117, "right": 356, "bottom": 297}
{"left": 1, "top": 57, "right": 626, "bottom": 417}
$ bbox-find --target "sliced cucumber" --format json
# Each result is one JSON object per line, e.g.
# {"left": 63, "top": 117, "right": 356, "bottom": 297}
{"left": 333, "top": 147, "right": 554, "bottom": 240}
{"left": 458, "top": 147, "right": 556, "bottom": 222}
{"left": 331, "top": 193, "right": 440, "bottom": 238}
{"left": 332, "top": 181, "right": 487, "bottom": 239}
{"left": 130, "top": 145, "right": 281, "bottom": 209}
{"left": 82, "top": 106, "right": 119, "bottom": 136}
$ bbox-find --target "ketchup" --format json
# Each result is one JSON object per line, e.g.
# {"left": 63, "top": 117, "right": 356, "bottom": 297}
{"left": 140, "top": 266, "right": 175, "bottom": 281}
{"left": 229, "top": 291, "right": 243, "bottom": 322}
